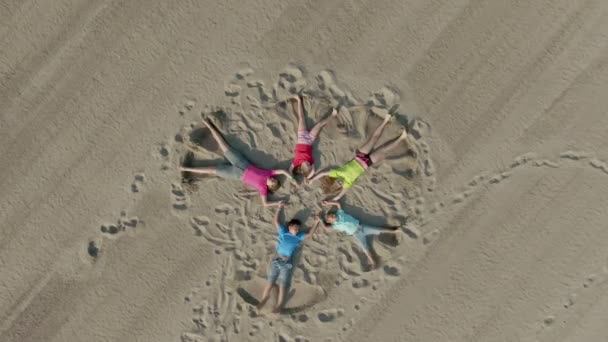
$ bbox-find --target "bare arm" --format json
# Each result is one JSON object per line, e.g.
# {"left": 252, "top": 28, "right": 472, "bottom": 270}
{"left": 306, "top": 165, "right": 317, "bottom": 180}
{"left": 305, "top": 219, "right": 320, "bottom": 240}
{"left": 273, "top": 205, "right": 283, "bottom": 229}
{"left": 274, "top": 169, "right": 297, "bottom": 185}
{"left": 309, "top": 170, "right": 330, "bottom": 183}
{"left": 262, "top": 195, "right": 284, "bottom": 207}
{"left": 322, "top": 200, "right": 341, "bottom": 210}
{"left": 332, "top": 187, "right": 348, "bottom": 201}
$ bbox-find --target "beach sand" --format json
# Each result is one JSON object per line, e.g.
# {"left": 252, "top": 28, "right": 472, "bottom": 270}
{"left": 1, "top": 1, "right": 608, "bottom": 341}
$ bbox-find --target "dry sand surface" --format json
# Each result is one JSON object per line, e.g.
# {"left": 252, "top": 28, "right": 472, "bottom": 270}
{"left": 2, "top": 1, "right": 608, "bottom": 341}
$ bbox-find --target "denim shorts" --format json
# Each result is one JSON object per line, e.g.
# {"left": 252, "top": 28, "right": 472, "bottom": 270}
{"left": 353, "top": 224, "right": 384, "bottom": 251}
{"left": 215, "top": 149, "right": 250, "bottom": 180}
{"left": 267, "top": 257, "right": 293, "bottom": 287}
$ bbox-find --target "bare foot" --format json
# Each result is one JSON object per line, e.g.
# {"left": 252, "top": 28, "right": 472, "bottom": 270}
{"left": 271, "top": 306, "right": 281, "bottom": 314}
{"left": 399, "top": 128, "right": 408, "bottom": 141}
{"left": 382, "top": 112, "right": 394, "bottom": 125}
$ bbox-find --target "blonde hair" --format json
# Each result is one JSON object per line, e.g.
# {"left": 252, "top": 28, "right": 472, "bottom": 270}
{"left": 320, "top": 176, "right": 342, "bottom": 195}
{"left": 293, "top": 165, "right": 313, "bottom": 177}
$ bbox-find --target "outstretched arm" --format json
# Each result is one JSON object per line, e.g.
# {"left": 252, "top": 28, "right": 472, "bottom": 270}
{"left": 305, "top": 219, "right": 320, "bottom": 240}
{"left": 273, "top": 169, "right": 297, "bottom": 185}
{"left": 273, "top": 204, "right": 284, "bottom": 229}
{"left": 262, "top": 195, "right": 284, "bottom": 207}
{"left": 306, "top": 165, "right": 317, "bottom": 180}
{"left": 322, "top": 200, "right": 341, "bottom": 210}
{"left": 332, "top": 188, "right": 348, "bottom": 201}
{"left": 309, "top": 170, "right": 330, "bottom": 183}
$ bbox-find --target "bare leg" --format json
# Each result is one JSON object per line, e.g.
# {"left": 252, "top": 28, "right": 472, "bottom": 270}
{"left": 273, "top": 286, "right": 286, "bottom": 313}
{"left": 203, "top": 118, "right": 231, "bottom": 153}
{"left": 179, "top": 166, "right": 217, "bottom": 175}
{"left": 381, "top": 228, "right": 402, "bottom": 235}
{"left": 257, "top": 283, "right": 274, "bottom": 310}
{"left": 361, "top": 249, "right": 376, "bottom": 269}
{"left": 309, "top": 108, "right": 338, "bottom": 138}
{"left": 369, "top": 129, "right": 408, "bottom": 164}
{"left": 357, "top": 114, "right": 392, "bottom": 154}
{"left": 290, "top": 95, "right": 307, "bottom": 132}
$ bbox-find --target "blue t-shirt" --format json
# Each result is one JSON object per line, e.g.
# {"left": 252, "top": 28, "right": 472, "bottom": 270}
{"left": 331, "top": 210, "right": 360, "bottom": 235}
{"left": 276, "top": 225, "right": 306, "bottom": 259}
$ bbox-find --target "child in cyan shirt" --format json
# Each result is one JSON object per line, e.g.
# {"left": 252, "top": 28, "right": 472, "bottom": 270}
{"left": 180, "top": 118, "right": 295, "bottom": 207}
{"left": 322, "top": 200, "right": 401, "bottom": 269}
{"left": 287, "top": 95, "right": 337, "bottom": 181}
{"left": 257, "top": 204, "right": 320, "bottom": 313}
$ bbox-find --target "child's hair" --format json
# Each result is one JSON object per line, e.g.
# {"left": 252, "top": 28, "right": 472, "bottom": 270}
{"left": 320, "top": 176, "right": 342, "bottom": 195}
{"left": 293, "top": 163, "right": 312, "bottom": 177}
{"left": 267, "top": 176, "right": 281, "bottom": 193}
{"left": 287, "top": 218, "right": 302, "bottom": 227}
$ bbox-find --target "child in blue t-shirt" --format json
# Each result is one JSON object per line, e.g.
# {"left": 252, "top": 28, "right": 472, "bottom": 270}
{"left": 322, "top": 200, "right": 401, "bottom": 269}
{"left": 258, "top": 204, "right": 320, "bottom": 313}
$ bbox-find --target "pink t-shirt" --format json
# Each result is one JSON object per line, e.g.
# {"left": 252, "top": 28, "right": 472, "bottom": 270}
{"left": 242, "top": 165, "right": 275, "bottom": 196}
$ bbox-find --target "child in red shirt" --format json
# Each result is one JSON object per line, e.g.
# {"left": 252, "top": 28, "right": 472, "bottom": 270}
{"left": 288, "top": 95, "right": 337, "bottom": 181}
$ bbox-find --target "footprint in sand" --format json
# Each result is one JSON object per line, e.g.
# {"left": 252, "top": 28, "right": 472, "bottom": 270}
{"left": 100, "top": 211, "right": 140, "bottom": 238}
{"left": 317, "top": 308, "right": 343, "bottom": 323}
{"left": 422, "top": 229, "right": 440, "bottom": 245}
{"left": 158, "top": 143, "right": 171, "bottom": 170}
{"left": 171, "top": 183, "right": 189, "bottom": 211}
{"left": 351, "top": 277, "right": 370, "bottom": 289}
{"left": 383, "top": 263, "right": 401, "bottom": 277}
{"left": 130, "top": 173, "right": 145, "bottom": 193}
{"left": 190, "top": 216, "right": 209, "bottom": 237}
{"left": 179, "top": 99, "right": 197, "bottom": 116}
{"left": 87, "top": 240, "right": 100, "bottom": 257}
{"left": 276, "top": 65, "right": 306, "bottom": 96}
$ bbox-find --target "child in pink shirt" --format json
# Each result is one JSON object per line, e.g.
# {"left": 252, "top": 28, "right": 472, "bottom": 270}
{"left": 180, "top": 118, "right": 294, "bottom": 207}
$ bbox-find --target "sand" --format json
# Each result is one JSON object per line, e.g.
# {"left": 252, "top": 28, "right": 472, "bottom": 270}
{"left": 1, "top": 0, "right": 608, "bottom": 341}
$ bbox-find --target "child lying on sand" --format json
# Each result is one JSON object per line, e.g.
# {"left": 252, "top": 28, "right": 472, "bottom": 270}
{"left": 258, "top": 204, "right": 320, "bottom": 313}
{"left": 322, "top": 200, "right": 401, "bottom": 269}
{"left": 287, "top": 94, "right": 337, "bottom": 182}
{"left": 179, "top": 118, "right": 295, "bottom": 207}
{"left": 309, "top": 112, "right": 408, "bottom": 201}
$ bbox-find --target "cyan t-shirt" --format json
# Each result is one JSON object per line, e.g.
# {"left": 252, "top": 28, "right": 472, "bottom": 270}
{"left": 276, "top": 225, "right": 306, "bottom": 259}
{"left": 331, "top": 210, "right": 360, "bottom": 235}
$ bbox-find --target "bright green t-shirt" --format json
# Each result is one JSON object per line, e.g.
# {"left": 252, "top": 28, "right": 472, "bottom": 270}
{"left": 328, "top": 159, "right": 366, "bottom": 189}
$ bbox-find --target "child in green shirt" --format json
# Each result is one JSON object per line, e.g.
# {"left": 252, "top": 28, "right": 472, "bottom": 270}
{"left": 310, "top": 112, "right": 408, "bottom": 200}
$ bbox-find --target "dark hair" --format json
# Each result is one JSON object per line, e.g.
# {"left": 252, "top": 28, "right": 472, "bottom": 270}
{"left": 267, "top": 176, "right": 281, "bottom": 193}
{"left": 287, "top": 219, "right": 302, "bottom": 227}
{"left": 292, "top": 165, "right": 302, "bottom": 176}
{"left": 322, "top": 213, "right": 334, "bottom": 227}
